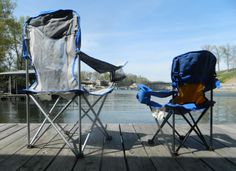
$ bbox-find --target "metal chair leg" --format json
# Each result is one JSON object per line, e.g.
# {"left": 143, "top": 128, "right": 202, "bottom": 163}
{"left": 29, "top": 95, "right": 79, "bottom": 156}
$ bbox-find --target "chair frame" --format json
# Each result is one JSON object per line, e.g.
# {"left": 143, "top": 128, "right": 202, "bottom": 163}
{"left": 147, "top": 87, "right": 214, "bottom": 156}
{"left": 25, "top": 57, "right": 113, "bottom": 157}
{"left": 136, "top": 50, "right": 218, "bottom": 156}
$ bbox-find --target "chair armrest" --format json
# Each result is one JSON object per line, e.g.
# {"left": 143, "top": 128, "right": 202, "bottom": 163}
{"left": 136, "top": 84, "right": 176, "bottom": 105}
{"left": 149, "top": 90, "right": 176, "bottom": 98}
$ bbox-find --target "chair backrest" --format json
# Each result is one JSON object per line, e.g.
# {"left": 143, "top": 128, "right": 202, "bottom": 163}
{"left": 22, "top": 10, "right": 81, "bottom": 92}
{"left": 171, "top": 50, "right": 217, "bottom": 87}
{"left": 171, "top": 50, "right": 217, "bottom": 105}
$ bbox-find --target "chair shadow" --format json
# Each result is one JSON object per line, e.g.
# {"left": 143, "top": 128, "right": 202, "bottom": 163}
{"left": 143, "top": 132, "right": 236, "bottom": 151}
{"left": 35, "top": 126, "right": 236, "bottom": 155}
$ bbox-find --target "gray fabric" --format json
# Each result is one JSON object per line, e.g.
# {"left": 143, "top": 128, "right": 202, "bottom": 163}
{"left": 80, "top": 52, "right": 126, "bottom": 82}
{"left": 24, "top": 10, "right": 125, "bottom": 93}
{"left": 26, "top": 12, "right": 79, "bottom": 92}
{"left": 29, "top": 10, "right": 74, "bottom": 39}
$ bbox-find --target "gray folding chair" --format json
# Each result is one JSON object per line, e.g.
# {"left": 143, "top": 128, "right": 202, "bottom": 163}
{"left": 22, "top": 9, "right": 125, "bottom": 157}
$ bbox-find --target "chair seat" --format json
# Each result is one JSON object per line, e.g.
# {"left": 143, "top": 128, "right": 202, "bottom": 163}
{"left": 86, "top": 86, "right": 114, "bottom": 96}
{"left": 165, "top": 100, "right": 215, "bottom": 114}
{"left": 149, "top": 101, "right": 163, "bottom": 109}
{"left": 23, "top": 88, "right": 85, "bottom": 95}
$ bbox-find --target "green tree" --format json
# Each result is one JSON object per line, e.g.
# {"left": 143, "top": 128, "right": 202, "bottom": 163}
{"left": 6, "top": 16, "right": 25, "bottom": 70}
{"left": 0, "top": 0, "right": 17, "bottom": 71}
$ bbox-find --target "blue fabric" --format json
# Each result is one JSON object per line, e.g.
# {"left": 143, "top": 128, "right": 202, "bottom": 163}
{"left": 75, "top": 14, "right": 81, "bottom": 53}
{"left": 165, "top": 103, "right": 197, "bottom": 114}
{"left": 72, "top": 56, "right": 78, "bottom": 84}
{"left": 149, "top": 101, "right": 163, "bottom": 109}
{"left": 171, "top": 50, "right": 217, "bottom": 88}
{"left": 215, "top": 79, "right": 221, "bottom": 88}
{"left": 22, "top": 27, "right": 29, "bottom": 60}
{"left": 164, "top": 101, "right": 214, "bottom": 114}
{"left": 136, "top": 84, "right": 174, "bottom": 107}
{"left": 136, "top": 84, "right": 151, "bottom": 105}
{"left": 149, "top": 90, "right": 176, "bottom": 98}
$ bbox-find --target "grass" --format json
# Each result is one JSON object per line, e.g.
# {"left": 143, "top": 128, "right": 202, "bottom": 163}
{"left": 217, "top": 68, "right": 236, "bottom": 83}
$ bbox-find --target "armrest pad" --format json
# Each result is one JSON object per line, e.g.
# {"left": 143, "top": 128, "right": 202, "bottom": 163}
{"left": 149, "top": 90, "right": 176, "bottom": 98}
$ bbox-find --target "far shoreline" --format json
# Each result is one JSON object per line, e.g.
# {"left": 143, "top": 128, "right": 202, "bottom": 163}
{"left": 216, "top": 83, "right": 236, "bottom": 92}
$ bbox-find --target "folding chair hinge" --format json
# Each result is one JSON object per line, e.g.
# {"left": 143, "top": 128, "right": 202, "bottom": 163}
{"left": 76, "top": 152, "right": 84, "bottom": 159}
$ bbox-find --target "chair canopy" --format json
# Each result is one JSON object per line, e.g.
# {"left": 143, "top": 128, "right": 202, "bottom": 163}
{"left": 22, "top": 10, "right": 124, "bottom": 93}
{"left": 171, "top": 50, "right": 217, "bottom": 90}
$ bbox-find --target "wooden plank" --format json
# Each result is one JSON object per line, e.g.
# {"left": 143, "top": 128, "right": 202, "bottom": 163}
{"left": 213, "top": 124, "right": 236, "bottom": 146}
{"left": 169, "top": 124, "right": 212, "bottom": 171}
{"left": 187, "top": 138, "right": 236, "bottom": 171}
{"left": 16, "top": 124, "right": 78, "bottom": 171}
{"left": 100, "top": 124, "right": 127, "bottom": 171}
{"left": 45, "top": 124, "right": 91, "bottom": 171}
{"left": 0, "top": 124, "right": 39, "bottom": 150}
{"left": 216, "top": 124, "right": 236, "bottom": 133}
{"left": 0, "top": 124, "right": 42, "bottom": 163}
{"left": 0, "top": 123, "right": 235, "bottom": 171}
{"left": 73, "top": 124, "right": 104, "bottom": 171}
{"left": 120, "top": 124, "right": 156, "bottom": 171}
{"left": 176, "top": 124, "right": 236, "bottom": 171}
{"left": 143, "top": 123, "right": 211, "bottom": 171}
{"left": 193, "top": 124, "right": 236, "bottom": 166}
{"left": 0, "top": 124, "right": 17, "bottom": 132}
{"left": 0, "top": 124, "right": 6, "bottom": 128}
{"left": 133, "top": 124, "right": 184, "bottom": 171}
{"left": 0, "top": 124, "right": 67, "bottom": 170}
{"left": 0, "top": 124, "right": 26, "bottom": 141}
{"left": 214, "top": 124, "right": 236, "bottom": 139}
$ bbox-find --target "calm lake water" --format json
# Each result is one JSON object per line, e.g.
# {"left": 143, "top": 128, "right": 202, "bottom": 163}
{"left": 0, "top": 90, "right": 236, "bottom": 124}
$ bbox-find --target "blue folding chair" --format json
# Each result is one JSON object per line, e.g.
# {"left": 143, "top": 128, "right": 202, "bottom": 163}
{"left": 22, "top": 9, "right": 125, "bottom": 157}
{"left": 137, "top": 50, "right": 220, "bottom": 156}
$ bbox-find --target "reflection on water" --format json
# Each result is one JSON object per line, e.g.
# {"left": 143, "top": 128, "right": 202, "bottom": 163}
{"left": 0, "top": 90, "right": 236, "bottom": 124}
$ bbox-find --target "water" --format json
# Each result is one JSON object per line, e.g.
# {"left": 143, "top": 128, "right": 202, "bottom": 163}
{"left": 0, "top": 90, "right": 236, "bottom": 124}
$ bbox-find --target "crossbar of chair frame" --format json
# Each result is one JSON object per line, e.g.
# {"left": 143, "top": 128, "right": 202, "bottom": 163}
{"left": 25, "top": 55, "right": 112, "bottom": 157}
{"left": 26, "top": 91, "right": 111, "bottom": 157}
{"left": 173, "top": 107, "right": 210, "bottom": 154}
{"left": 148, "top": 88, "right": 214, "bottom": 156}
{"left": 149, "top": 107, "right": 182, "bottom": 144}
{"left": 29, "top": 96, "right": 76, "bottom": 146}
{"left": 28, "top": 94, "right": 79, "bottom": 156}
{"left": 81, "top": 94, "right": 111, "bottom": 152}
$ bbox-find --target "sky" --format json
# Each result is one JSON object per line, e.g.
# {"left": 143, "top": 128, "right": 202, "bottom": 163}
{"left": 14, "top": 0, "right": 236, "bottom": 82}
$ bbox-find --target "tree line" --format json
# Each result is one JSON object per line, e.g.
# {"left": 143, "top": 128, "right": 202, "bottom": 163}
{"left": 81, "top": 71, "right": 149, "bottom": 87}
{"left": 202, "top": 44, "right": 236, "bottom": 72}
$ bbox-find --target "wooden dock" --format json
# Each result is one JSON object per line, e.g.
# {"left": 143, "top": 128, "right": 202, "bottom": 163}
{"left": 0, "top": 123, "right": 236, "bottom": 171}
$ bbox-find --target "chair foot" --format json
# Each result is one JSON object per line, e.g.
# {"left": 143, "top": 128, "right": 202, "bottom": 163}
{"left": 148, "top": 139, "right": 154, "bottom": 145}
{"left": 106, "top": 135, "right": 112, "bottom": 141}
{"left": 207, "top": 146, "right": 214, "bottom": 151}
{"left": 65, "top": 131, "right": 70, "bottom": 135}
{"left": 179, "top": 135, "right": 185, "bottom": 141}
{"left": 172, "top": 152, "right": 178, "bottom": 157}
{"left": 76, "top": 152, "right": 84, "bottom": 159}
{"left": 27, "top": 144, "right": 36, "bottom": 148}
